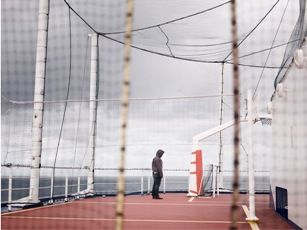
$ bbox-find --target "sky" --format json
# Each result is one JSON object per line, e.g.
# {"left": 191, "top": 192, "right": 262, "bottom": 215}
{"left": 1, "top": 0, "right": 303, "bottom": 176}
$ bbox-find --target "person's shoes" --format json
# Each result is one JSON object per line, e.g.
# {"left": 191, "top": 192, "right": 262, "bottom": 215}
{"left": 156, "top": 196, "right": 163, "bottom": 199}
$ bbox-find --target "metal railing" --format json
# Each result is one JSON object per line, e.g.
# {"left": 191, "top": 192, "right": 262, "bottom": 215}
{"left": 1, "top": 167, "right": 270, "bottom": 211}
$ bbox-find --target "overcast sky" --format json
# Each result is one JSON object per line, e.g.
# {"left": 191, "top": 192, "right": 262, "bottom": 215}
{"left": 1, "top": 0, "right": 302, "bottom": 176}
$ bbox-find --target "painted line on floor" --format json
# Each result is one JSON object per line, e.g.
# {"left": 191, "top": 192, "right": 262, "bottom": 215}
{"left": 2, "top": 215, "right": 248, "bottom": 224}
{"left": 242, "top": 205, "right": 260, "bottom": 230}
{"left": 1, "top": 201, "right": 71, "bottom": 216}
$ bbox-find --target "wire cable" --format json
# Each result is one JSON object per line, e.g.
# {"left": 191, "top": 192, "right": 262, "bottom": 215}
{"left": 253, "top": 0, "right": 290, "bottom": 99}
{"left": 102, "top": 1, "right": 231, "bottom": 35}
{"left": 158, "top": 26, "right": 175, "bottom": 57}
{"left": 51, "top": 7, "right": 73, "bottom": 197}
{"left": 223, "top": 0, "right": 281, "bottom": 61}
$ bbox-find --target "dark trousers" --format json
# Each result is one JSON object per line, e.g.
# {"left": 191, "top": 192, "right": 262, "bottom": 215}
{"left": 152, "top": 173, "right": 162, "bottom": 198}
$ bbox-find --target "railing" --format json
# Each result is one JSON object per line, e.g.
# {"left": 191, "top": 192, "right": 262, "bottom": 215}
{"left": 1, "top": 167, "right": 270, "bottom": 211}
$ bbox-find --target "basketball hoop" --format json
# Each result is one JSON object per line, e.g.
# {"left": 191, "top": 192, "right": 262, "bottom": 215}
{"left": 259, "top": 117, "right": 272, "bottom": 126}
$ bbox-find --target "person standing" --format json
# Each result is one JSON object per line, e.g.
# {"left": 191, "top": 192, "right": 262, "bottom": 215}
{"left": 152, "top": 149, "right": 164, "bottom": 199}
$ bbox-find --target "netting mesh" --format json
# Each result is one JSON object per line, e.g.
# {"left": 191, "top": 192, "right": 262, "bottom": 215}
{"left": 1, "top": 0, "right": 307, "bottom": 229}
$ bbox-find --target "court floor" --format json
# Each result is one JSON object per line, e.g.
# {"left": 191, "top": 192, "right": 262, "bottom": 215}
{"left": 1, "top": 193, "right": 294, "bottom": 229}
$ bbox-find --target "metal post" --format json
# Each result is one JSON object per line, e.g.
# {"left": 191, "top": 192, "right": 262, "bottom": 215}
{"left": 147, "top": 175, "right": 151, "bottom": 194}
{"left": 163, "top": 175, "right": 166, "bottom": 194}
{"left": 29, "top": 0, "right": 50, "bottom": 203}
{"left": 219, "top": 63, "right": 225, "bottom": 189}
{"left": 212, "top": 165, "right": 216, "bottom": 198}
{"left": 77, "top": 176, "right": 81, "bottom": 194}
{"left": 87, "top": 33, "right": 99, "bottom": 195}
{"left": 8, "top": 175, "right": 12, "bottom": 212}
{"left": 65, "top": 176, "right": 68, "bottom": 202}
{"left": 141, "top": 171, "right": 144, "bottom": 195}
{"left": 247, "top": 90, "right": 258, "bottom": 221}
{"left": 217, "top": 166, "right": 220, "bottom": 196}
{"left": 49, "top": 176, "right": 54, "bottom": 204}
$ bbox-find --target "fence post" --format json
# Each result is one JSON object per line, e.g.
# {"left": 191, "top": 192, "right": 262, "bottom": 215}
{"left": 49, "top": 176, "right": 54, "bottom": 204}
{"left": 217, "top": 166, "right": 220, "bottom": 196}
{"left": 8, "top": 175, "right": 12, "bottom": 212}
{"left": 77, "top": 176, "right": 80, "bottom": 194}
{"left": 65, "top": 176, "right": 68, "bottom": 202}
{"left": 163, "top": 175, "right": 166, "bottom": 194}
{"left": 147, "top": 174, "right": 151, "bottom": 195}
{"left": 141, "top": 170, "right": 144, "bottom": 195}
{"left": 212, "top": 165, "right": 216, "bottom": 198}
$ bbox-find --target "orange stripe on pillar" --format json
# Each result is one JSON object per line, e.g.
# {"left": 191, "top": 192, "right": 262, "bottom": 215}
{"left": 193, "top": 149, "right": 203, "bottom": 195}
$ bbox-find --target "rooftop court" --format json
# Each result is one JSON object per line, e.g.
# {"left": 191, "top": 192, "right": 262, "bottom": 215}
{"left": 2, "top": 193, "right": 294, "bottom": 230}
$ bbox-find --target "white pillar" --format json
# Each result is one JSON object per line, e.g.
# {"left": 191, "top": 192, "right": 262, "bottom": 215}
{"left": 65, "top": 176, "right": 69, "bottom": 201}
{"left": 77, "top": 176, "right": 81, "bottom": 194}
{"left": 87, "top": 33, "right": 99, "bottom": 194}
{"left": 29, "top": 0, "right": 50, "bottom": 203}
{"left": 246, "top": 90, "right": 258, "bottom": 221}
{"left": 8, "top": 174, "right": 12, "bottom": 211}
{"left": 141, "top": 171, "right": 144, "bottom": 195}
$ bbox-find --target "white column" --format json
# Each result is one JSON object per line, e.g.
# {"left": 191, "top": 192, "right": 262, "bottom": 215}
{"left": 87, "top": 33, "right": 99, "bottom": 194}
{"left": 8, "top": 174, "right": 12, "bottom": 211}
{"left": 29, "top": 0, "right": 50, "bottom": 203}
{"left": 65, "top": 176, "right": 69, "bottom": 201}
{"left": 141, "top": 171, "right": 144, "bottom": 195}
{"left": 247, "top": 90, "right": 258, "bottom": 221}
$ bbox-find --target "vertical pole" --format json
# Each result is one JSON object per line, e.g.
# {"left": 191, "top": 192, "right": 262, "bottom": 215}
{"left": 77, "top": 175, "right": 81, "bottom": 194}
{"left": 247, "top": 90, "right": 258, "bottom": 221}
{"left": 87, "top": 33, "right": 99, "bottom": 195}
{"left": 8, "top": 174, "right": 12, "bottom": 212}
{"left": 219, "top": 63, "right": 225, "bottom": 189}
{"left": 163, "top": 175, "right": 166, "bottom": 194}
{"left": 230, "top": 1, "right": 241, "bottom": 228}
{"left": 29, "top": 0, "right": 50, "bottom": 203}
{"left": 65, "top": 175, "right": 68, "bottom": 201}
{"left": 217, "top": 166, "right": 220, "bottom": 196}
{"left": 141, "top": 170, "right": 144, "bottom": 195}
{"left": 50, "top": 176, "right": 54, "bottom": 203}
{"left": 147, "top": 175, "right": 151, "bottom": 194}
{"left": 212, "top": 165, "right": 216, "bottom": 198}
{"left": 115, "top": 1, "right": 134, "bottom": 229}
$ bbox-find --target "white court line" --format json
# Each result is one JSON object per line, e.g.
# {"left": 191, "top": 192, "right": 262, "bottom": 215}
{"left": 72, "top": 201, "right": 233, "bottom": 207}
{"left": 2, "top": 215, "right": 248, "bottom": 224}
{"left": 242, "top": 205, "right": 260, "bottom": 230}
{"left": 1, "top": 201, "right": 72, "bottom": 216}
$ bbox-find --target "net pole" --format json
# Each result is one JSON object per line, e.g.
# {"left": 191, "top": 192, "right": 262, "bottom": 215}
{"left": 247, "top": 90, "right": 258, "bottom": 221}
{"left": 219, "top": 63, "right": 225, "bottom": 188}
{"left": 29, "top": 0, "right": 50, "bottom": 203}
{"left": 87, "top": 33, "right": 99, "bottom": 194}
{"left": 230, "top": 0, "right": 240, "bottom": 229}
{"left": 115, "top": 0, "right": 134, "bottom": 229}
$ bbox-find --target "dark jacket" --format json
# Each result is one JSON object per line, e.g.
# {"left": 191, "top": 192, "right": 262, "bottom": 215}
{"left": 152, "top": 149, "right": 164, "bottom": 178}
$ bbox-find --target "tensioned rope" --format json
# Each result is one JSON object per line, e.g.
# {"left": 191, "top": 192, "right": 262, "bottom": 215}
{"left": 252, "top": 0, "right": 290, "bottom": 99}
{"left": 102, "top": 0, "right": 231, "bottom": 35}
{"left": 51, "top": 7, "right": 73, "bottom": 198}
{"left": 223, "top": 0, "right": 281, "bottom": 61}
{"left": 158, "top": 26, "right": 175, "bottom": 57}
{"left": 2, "top": 94, "right": 235, "bottom": 105}
{"left": 71, "top": 35, "right": 90, "bottom": 185}
{"left": 63, "top": 0, "right": 285, "bottom": 69}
